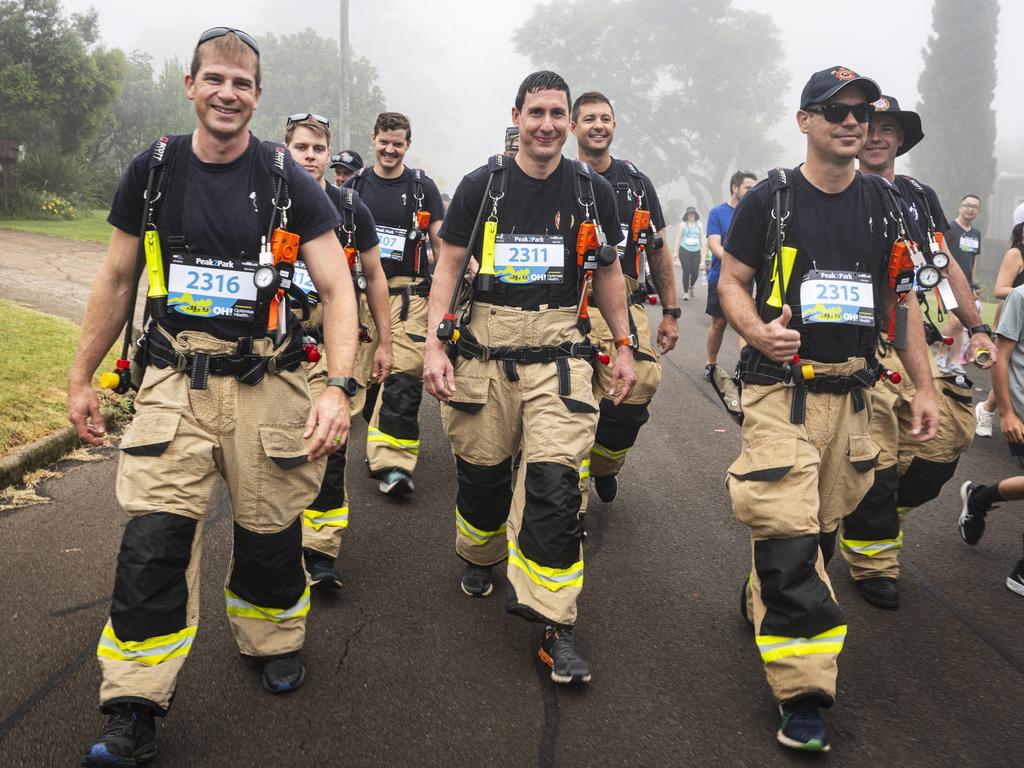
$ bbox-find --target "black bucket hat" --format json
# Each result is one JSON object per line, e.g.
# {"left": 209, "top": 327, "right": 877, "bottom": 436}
{"left": 683, "top": 206, "right": 699, "bottom": 221}
{"left": 870, "top": 95, "right": 924, "bottom": 156}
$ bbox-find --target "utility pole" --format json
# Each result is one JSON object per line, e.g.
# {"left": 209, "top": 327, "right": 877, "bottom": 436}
{"left": 338, "top": 0, "right": 351, "bottom": 148}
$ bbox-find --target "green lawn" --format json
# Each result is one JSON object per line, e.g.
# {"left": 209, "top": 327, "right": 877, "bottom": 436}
{"left": 0, "top": 299, "right": 121, "bottom": 455}
{"left": 920, "top": 293, "right": 998, "bottom": 327}
{"left": 0, "top": 209, "right": 112, "bottom": 243}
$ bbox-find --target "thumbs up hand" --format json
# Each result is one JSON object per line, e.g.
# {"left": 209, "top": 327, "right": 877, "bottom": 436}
{"left": 758, "top": 304, "right": 802, "bottom": 362}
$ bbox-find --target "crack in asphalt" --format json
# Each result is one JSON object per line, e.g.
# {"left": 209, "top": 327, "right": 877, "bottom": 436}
{"left": 0, "top": 646, "right": 93, "bottom": 739}
{"left": 336, "top": 616, "right": 372, "bottom": 672}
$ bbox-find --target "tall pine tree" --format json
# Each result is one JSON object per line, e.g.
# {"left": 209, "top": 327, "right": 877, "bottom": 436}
{"left": 912, "top": 0, "right": 998, "bottom": 232}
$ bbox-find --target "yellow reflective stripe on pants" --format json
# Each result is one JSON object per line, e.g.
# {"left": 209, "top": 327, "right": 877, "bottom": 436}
{"left": 96, "top": 624, "right": 197, "bottom": 667}
{"left": 756, "top": 625, "right": 848, "bottom": 663}
{"left": 590, "top": 443, "right": 629, "bottom": 461}
{"left": 839, "top": 530, "right": 904, "bottom": 557}
{"left": 578, "top": 459, "right": 590, "bottom": 480}
{"left": 224, "top": 587, "right": 311, "bottom": 622}
{"left": 367, "top": 427, "right": 420, "bottom": 455}
{"left": 455, "top": 508, "right": 506, "bottom": 546}
{"left": 303, "top": 506, "right": 349, "bottom": 531}
{"left": 508, "top": 543, "right": 583, "bottom": 591}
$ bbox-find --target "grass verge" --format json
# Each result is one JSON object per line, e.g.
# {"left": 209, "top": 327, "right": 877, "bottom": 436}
{"left": 0, "top": 209, "right": 112, "bottom": 243}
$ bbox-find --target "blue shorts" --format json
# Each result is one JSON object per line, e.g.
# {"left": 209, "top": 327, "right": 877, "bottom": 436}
{"left": 705, "top": 281, "right": 724, "bottom": 319}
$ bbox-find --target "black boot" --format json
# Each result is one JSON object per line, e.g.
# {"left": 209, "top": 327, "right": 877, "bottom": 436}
{"left": 81, "top": 703, "right": 157, "bottom": 767}
{"left": 261, "top": 652, "right": 306, "bottom": 694}
{"left": 855, "top": 577, "right": 900, "bottom": 609}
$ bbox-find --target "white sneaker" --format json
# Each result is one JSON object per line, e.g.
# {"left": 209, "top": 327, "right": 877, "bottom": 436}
{"left": 935, "top": 354, "right": 950, "bottom": 373}
{"left": 975, "top": 401, "right": 994, "bottom": 437}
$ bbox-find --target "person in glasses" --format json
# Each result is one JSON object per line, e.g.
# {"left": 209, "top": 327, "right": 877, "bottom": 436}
{"left": 72, "top": 28, "right": 358, "bottom": 767}
{"left": 717, "top": 66, "right": 939, "bottom": 752}
{"left": 938, "top": 194, "right": 984, "bottom": 373}
{"left": 331, "top": 148, "right": 363, "bottom": 187}
{"left": 284, "top": 114, "right": 393, "bottom": 588}
{"left": 343, "top": 112, "right": 445, "bottom": 497}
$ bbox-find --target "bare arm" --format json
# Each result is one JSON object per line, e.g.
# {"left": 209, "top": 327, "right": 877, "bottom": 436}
{"left": 992, "top": 335, "right": 1024, "bottom": 443}
{"left": 358, "top": 244, "right": 394, "bottom": 382}
{"left": 942, "top": 247, "right": 995, "bottom": 366}
{"left": 427, "top": 219, "right": 443, "bottom": 266}
{"left": 646, "top": 229, "right": 679, "bottom": 352}
{"left": 994, "top": 247, "right": 1023, "bottom": 299}
{"left": 423, "top": 238, "right": 465, "bottom": 401}
{"left": 67, "top": 228, "right": 140, "bottom": 445}
{"left": 592, "top": 258, "right": 637, "bottom": 405}
{"left": 708, "top": 233, "right": 725, "bottom": 262}
{"left": 883, "top": 289, "right": 939, "bottom": 440}
{"left": 718, "top": 250, "right": 800, "bottom": 362}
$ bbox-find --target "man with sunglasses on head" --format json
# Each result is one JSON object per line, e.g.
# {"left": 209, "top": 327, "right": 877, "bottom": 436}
{"left": 717, "top": 67, "right": 939, "bottom": 752}
{"left": 331, "top": 148, "right": 363, "bottom": 187}
{"left": 840, "top": 96, "right": 993, "bottom": 610}
{"left": 69, "top": 28, "right": 358, "bottom": 767}
{"left": 285, "top": 114, "right": 393, "bottom": 588}
{"left": 343, "top": 112, "right": 445, "bottom": 497}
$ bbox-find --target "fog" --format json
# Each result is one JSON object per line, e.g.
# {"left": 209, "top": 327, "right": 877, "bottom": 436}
{"left": 66, "top": 0, "right": 1023, "bottom": 195}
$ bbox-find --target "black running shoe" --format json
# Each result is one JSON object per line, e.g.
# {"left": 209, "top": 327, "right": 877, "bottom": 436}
{"left": 1007, "top": 560, "right": 1024, "bottom": 597}
{"left": 461, "top": 563, "right": 494, "bottom": 597}
{"left": 81, "top": 703, "right": 157, "bottom": 767}
{"left": 855, "top": 577, "right": 900, "bottom": 610}
{"left": 593, "top": 474, "right": 618, "bottom": 503}
{"left": 959, "top": 481, "right": 991, "bottom": 545}
{"left": 261, "top": 653, "right": 306, "bottom": 694}
{"left": 538, "top": 625, "right": 591, "bottom": 684}
{"left": 304, "top": 550, "right": 342, "bottom": 588}
{"left": 704, "top": 363, "right": 716, "bottom": 382}
{"left": 379, "top": 468, "right": 414, "bottom": 496}
{"left": 777, "top": 703, "right": 830, "bottom": 752}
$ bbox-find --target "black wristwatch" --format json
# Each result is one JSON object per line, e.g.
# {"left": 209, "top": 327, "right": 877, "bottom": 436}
{"left": 662, "top": 306, "right": 681, "bottom": 319}
{"left": 326, "top": 376, "right": 359, "bottom": 396}
{"left": 968, "top": 324, "right": 993, "bottom": 337}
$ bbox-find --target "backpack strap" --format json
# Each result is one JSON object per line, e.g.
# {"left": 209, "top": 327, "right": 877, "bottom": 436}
{"left": 338, "top": 186, "right": 357, "bottom": 247}
{"left": 620, "top": 159, "right": 648, "bottom": 207}
{"left": 350, "top": 165, "right": 369, "bottom": 193}
{"left": 755, "top": 167, "right": 794, "bottom": 314}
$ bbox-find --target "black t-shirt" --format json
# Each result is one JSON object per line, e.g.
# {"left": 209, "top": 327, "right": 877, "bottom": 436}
{"left": 599, "top": 158, "right": 666, "bottom": 280}
{"left": 323, "top": 182, "right": 379, "bottom": 252}
{"left": 893, "top": 176, "right": 949, "bottom": 249}
{"left": 343, "top": 166, "right": 444, "bottom": 279}
{"left": 945, "top": 221, "right": 982, "bottom": 284}
{"left": 440, "top": 156, "right": 623, "bottom": 310}
{"left": 108, "top": 133, "right": 339, "bottom": 340}
{"left": 725, "top": 167, "right": 896, "bottom": 363}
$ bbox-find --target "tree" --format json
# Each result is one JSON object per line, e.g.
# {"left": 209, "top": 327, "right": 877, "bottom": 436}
{"left": 912, "top": 0, "right": 998, "bottom": 230}
{"left": 513, "top": 0, "right": 787, "bottom": 212}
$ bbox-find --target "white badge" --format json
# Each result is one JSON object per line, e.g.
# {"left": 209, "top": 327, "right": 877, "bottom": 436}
{"left": 959, "top": 234, "right": 980, "bottom": 253}
{"left": 377, "top": 225, "right": 408, "bottom": 261}
{"left": 492, "top": 234, "right": 564, "bottom": 284}
{"left": 292, "top": 260, "right": 318, "bottom": 301}
{"left": 799, "top": 269, "right": 874, "bottom": 327}
{"left": 167, "top": 253, "right": 258, "bottom": 320}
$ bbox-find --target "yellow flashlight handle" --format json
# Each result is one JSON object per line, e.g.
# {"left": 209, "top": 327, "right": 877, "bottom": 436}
{"left": 480, "top": 220, "right": 497, "bottom": 275}
{"left": 144, "top": 230, "right": 167, "bottom": 298}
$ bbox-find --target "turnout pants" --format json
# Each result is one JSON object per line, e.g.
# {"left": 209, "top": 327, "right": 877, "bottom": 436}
{"left": 99, "top": 330, "right": 323, "bottom": 714}
{"left": 841, "top": 347, "right": 975, "bottom": 580}
{"left": 441, "top": 304, "right": 598, "bottom": 626}
{"left": 367, "top": 276, "right": 426, "bottom": 475}
{"left": 728, "top": 359, "right": 879, "bottom": 706}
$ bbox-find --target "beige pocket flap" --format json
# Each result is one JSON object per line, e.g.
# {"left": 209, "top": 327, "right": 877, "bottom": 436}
{"left": 849, "top": 433, "right": 880, "bottom": 472}
{"left": 727, "top": 438, "right": 796, "bottom": 482}
{"left": 447, "top": 374, "right": 489, "bottom": 414}
{"left": 259, "top": 426, "right": 309, "bottom": 470}
{"left": 119, "top": 412, "right": 181, "bottom": 456}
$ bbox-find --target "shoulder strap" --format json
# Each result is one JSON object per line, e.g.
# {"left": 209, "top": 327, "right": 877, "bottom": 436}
{"left": 754, "top": 168, "right": 794, "bottom": 315}
{"left": 257, "top": 141, "right": 291, "bottom": 236}
{"left": 620, "top": 159, "right": 648, "bottom": 203}
{"left": 485, "top": 153, "right": 509, "bottom": 205}
{"left": 573, "top": 159, "right": 598, "bottom": 222}
{"left": 351, "top": 166, "right": 369, "bottom": 193}
{"left": 897, "top": 174, "right": 937, "bottom": 233}
{"left": 340, "top": 186, "right": 357, "bottom": 236}
{"left": 410, "top": 167, "right": 425, "bottom": 205}
{"left": 143, "top": 134, "right": 187, "bottom": 231}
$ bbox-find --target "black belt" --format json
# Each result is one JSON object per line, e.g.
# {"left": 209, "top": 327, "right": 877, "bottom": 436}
{"left": 455, "top": 327, "right": 597, "bottom": 391}
{"left": 389, "top": 281, "right": 430, "bottom": 321}
{"left": 143, "top": 324, "right": 305, "bottom": 390}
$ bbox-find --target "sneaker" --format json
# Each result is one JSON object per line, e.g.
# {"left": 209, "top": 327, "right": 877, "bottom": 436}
{"left": 304, "top": 550, "right": 342, "bottom": 588}
{"left": 934, "top": 353, "right": 950, "bottom": 373}
{"left": 593, "top": 474, "right": 618, "bottom": 503}
{"left": 689, "top": 287, "right": 696, "bottom": 299}
{"left": 261, "top": 653, "right": 306, "bottom": 694}
{"left": 81, "top": 703, "right": 157, "bottom": 767}
{"left": 538, "top": 625, "right": 592, "bottom": 684}
{"left": 777, "top": 704, "right": 830, "bottom": 752}
{"left": 704, "top": 363, "right": 716, "bottom": 383}
{"left": 948, "top": 361, "right": 966, "bottom": 375}
{"left": 959, "top": 481, "right": 990, "bottom": 545}
{"left": 854, "top": 577, "right": 900, "bottom": 610}
{"left": 379, "top": 468, "right": 414, "bottom": 496}
{"left": 461, "top": 563, "right": 494, "bottom": 597}
{"left": 975, "top": 401, "right": 994, "bottom": 437}
{"left": 682, "top": 294, "right": 689, "bottom": 301}
{"left": 1007, "top": 561, "right": 1024, "bottom": 596}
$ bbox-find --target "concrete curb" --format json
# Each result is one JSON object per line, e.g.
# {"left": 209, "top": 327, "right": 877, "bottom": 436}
{"left": 0, "top": 410, "right": 121, "bottom": 490}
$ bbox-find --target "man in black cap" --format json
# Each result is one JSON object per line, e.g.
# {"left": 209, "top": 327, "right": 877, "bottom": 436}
{"left": 718, "top": 67, "right": 939, "bottom": 752}
{"left": 840, "top": 96, "right": 994, "bottom": 609}
{"left": 332, "top": 149, "right": 363, "bottom": 187}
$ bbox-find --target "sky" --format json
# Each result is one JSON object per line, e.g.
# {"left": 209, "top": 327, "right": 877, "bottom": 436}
{"left": 65, "top": 0, "right": 1023, "bottom": 193}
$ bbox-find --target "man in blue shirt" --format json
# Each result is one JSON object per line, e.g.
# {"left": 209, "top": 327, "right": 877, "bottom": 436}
{"left": 704, "top": 170, "right": 756, "bottom": 380}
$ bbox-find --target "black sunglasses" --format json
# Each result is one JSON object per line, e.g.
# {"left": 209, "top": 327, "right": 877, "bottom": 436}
{"left": 197, "top": 27, "right": 260, "bottom": 57}
{"left": 805, "top": 102, "right": 875, "bottom": 124}
{"left": 288, "top": 113, "right": 331, "bottom": 127}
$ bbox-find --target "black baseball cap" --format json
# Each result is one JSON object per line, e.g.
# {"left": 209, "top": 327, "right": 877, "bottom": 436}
{"left": 330, "top": 149, "right": 363, "bottom": 171}
{"left": 800, "top": 66, "right": 881, "bottom": 109}
{"left": 870, "top": 95, "right": 924, "bottom": 156}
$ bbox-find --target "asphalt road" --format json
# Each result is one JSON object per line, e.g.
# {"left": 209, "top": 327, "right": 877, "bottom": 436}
{"left": 1, "top": 277, "right": 1023, "bottom": 767}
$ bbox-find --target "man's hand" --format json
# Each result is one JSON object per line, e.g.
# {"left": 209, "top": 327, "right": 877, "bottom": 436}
{"left": 908, "top": 387, "right": 939, "bottom": 442}
{"left": 424, "top": 345, "right": 456, "bottom": 402}
{"left": 1001, "top": 411, "right": 1024, "bottom": 444}
{"left": 967, "top": 331, "right": 996, "bottom": 369}
{"left": 304, "top": 387, "right": 351, "bottom": 460}
{"left": 607, "top": 347, "right": 637, "bottom": 406}
{"left": 68, "top": 380, "right": 106, "bottom": 446}
{"left": 656, "top": 316, "right": 679, "bottom": 353}
{"left": 754, "top": 304, "right": 801, "bottom": 363}
{"left": 372, "top": 342, "right": 394, "bottom": 383}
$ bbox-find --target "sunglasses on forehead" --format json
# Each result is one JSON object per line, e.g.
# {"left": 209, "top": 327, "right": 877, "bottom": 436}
{"left": 287, "top": 113, "right": 331, "bottom": 127}
{"left": 804, "top": 102, "right": 875, "bottom": 124}
{"left": 197, "top": 27, "right": 260, "bottom": 57}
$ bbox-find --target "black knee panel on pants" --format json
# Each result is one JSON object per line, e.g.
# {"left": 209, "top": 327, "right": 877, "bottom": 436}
{"left": 754, "top": 534, "right": 844, "bottom": 639}
{"left": 594, "top": 399, "right": 650, "bottom": 452}
{"left": 362, "top": 382, "right": 381, "bottom": 422}
{"left": 379, "top": 373, "right": 423, "bottom": 440}
{"left": 456, "top": 455, "right": 513, "bottom": 532}
{"left": 844, "top": 466, "right": 900, "bottom": 540}
{"left": 819, "top": 529, "right": 838, "bottom": 566}
{"left": 897, "top": 457, "right": 959, "bottom": 509}
{"left": 518, "top": 461, "right": 583, "bottom": 570}
{"left": 308, "top": 444, "right": 347, "bottom": 512}
{"left": 229, "top": 519, "right": 306, "bottom": 610}
{"left": 111, "top": 513, "right": 198, "bottom": 641}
